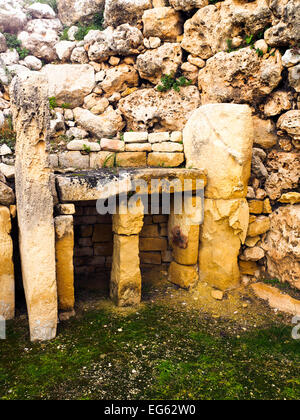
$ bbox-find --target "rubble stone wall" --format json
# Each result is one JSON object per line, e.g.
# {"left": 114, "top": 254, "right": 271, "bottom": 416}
{"left": 0, "top": 0, "right": 299, "bottom": 297}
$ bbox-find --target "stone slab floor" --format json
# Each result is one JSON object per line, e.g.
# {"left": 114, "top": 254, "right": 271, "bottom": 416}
{"left": 0, "top": 276, "right": 299, "bottom": 400}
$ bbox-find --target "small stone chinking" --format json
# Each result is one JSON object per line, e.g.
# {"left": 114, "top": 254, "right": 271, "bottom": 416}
{"left": 0, "top": 0, "right": 299, "bottom": 334}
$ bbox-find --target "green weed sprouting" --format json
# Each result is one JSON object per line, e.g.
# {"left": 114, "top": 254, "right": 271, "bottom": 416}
{"left": 226, "top": 28, "right": 271, "bottom": 57}
{"left": 48, "top": 97, "right": 58, "bottom": 110}
{"left": 82, "top": 144, "right": 91, "bottom": 153}
{"left": 3, "top": 33, "right": 30, "bottom": 60}
{"left": 60, "top": 12, "right": 104, "bottom": 41}
{"left": 157, "top": 73, "right": 192, "bottom": 93}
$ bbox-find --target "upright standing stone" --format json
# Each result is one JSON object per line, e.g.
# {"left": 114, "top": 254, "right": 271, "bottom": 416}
{"left": 11, "top": 73, "right": 57, "bottom": 341}
{"left": 183, "top": 104, "right": 254, "bottom": 200}
{"left": 168, "top": 196, "right": 202, "bottom": 266}
{"left": 55, "top": 216, "right": 75, "bottom": 312}
{"left": 110, "top": 234, "right": 142, "bottom": 307}
{"left": 183, "top": 104, "right": 253, "bottom": 290}
{"left": 111, "top": 203, "right": 144, "bottom": 306}
{"left": 0, "top": 206, "right": 14, "bottom": 320}
{"left": 199, "top": 199, "right": 249, "bottom": 290}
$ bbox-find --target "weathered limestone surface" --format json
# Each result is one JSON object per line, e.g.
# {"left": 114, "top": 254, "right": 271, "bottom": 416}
{"left": 199, "top": 198, "right": 249, "bottom": 290}
{"left": 104, "top": 0, "right": 152, "bottom": 27}
{"left": 42, "top": 64, "right": 95, "bottom": 108}
{"left": 73, "top": 107, "right": 124, "bottom": 138}
{"left": 181, "top": 0, "right": 271, "bottom": 59}
{"left": 168, "top": 261, "right": 198, "bottom": 289}
{"left": 265, "top": 0, "right": 300, "bottom": 47}
{"left": 142, "top": 7, "right": 183, "bottom": 42}
{"left": 11, "top": 72, "right": 57, "bottom": 341}
{"left": 113, "top": 202, "right": 144, "bottom": 236}
{"left": 251, "top": 283, "right": 300, "bottom": 315}
{"left": 55, "top": 216, "right": 75, "bottom": 311}
{"left": 136, "top": 43, "right": 182, "bottom": 84}
{"left": 265, "top": 151, "right": 300, "bottom": 200}
{"left": 87, "top": 25, "right": 143, "bottom": 62}
{"left": 168, "top": 196, "right": 202, "bottom": 265}
{"left": 262, "top": 205, "right": 300, "bottom": 290}
{"left": 183, "top": 104, "right": 254, "bottom": 200}
{"left": 198, "top": 48, "right": 282, "bottom": 104}
{"left": 0, "top": 182, "right": 15, "bottom": 206}
{"left": 0, "top": 206, "right": 14, "bottom": 320}
{"left": 56, "top": 168, "right": 206, "bottom": 202}
{"left": 110, "top": 234, "right": 142, "bottom": 307}
{"left": 170, "top": 0, "right": 208, "bottom": 11}
{"left": 118, "top": 86, "right": 200, "bottom": 131}
{"left": 57, "top": 0, "right": 105, "bottom": 26}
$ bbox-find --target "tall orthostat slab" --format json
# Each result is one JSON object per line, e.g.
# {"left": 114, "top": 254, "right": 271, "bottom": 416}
{"left": 11, "top": 72, "right": 57, "bottom": 341}
{"left": 0, "top": 206, "right": 14, "bottom": 320}
{"left": 183, "top": 104, "right": 254, "bottom": 200}
{"left": 55, "top": 216, "right": 75, "bottom": 311}
{"left": 199, "top": 199, "right": 249, "bottom": 290}
{"left": 183, "top": 104, "right": 253, "bottom": 290}
{"left": 110, "top": 234, "right": 142, "bottom": 307}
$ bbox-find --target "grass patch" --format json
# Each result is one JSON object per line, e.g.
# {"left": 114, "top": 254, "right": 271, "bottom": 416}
{"left": 0, "top": 302, "right": 299, "bottom": 400}
{"left": 0, "top": 117, "right": 16, "bottom": 151}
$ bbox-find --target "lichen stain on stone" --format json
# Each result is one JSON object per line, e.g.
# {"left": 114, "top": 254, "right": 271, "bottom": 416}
{"left": 171, "top": 225, "right": 188, "bottom": 249}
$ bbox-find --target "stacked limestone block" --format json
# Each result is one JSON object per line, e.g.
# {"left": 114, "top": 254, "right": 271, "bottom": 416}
{"left": 184, "top": 104, "right": 254, "bottom": 291}
{"left": 49, "top": 130, "right": 185, "bottom": 170}
{"left": 111, "top": 203, "right": 144, "bottom": 306}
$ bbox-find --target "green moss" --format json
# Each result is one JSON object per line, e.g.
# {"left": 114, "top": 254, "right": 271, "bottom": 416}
{"left": 0, "top": 301, "right": 299, "bottom": 400}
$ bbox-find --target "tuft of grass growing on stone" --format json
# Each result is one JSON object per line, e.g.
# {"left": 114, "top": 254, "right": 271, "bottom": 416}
{"left": 61, "top": 12, "right": 104, "bottom": 41}
{"left": 48, "top": 96, "right": 58, "bottom": 110}
{"left": 3, "top": 33, "right": 30, "bottom": 60}
{"left": 157, "top": 73, "right": 192, "bottom": 93}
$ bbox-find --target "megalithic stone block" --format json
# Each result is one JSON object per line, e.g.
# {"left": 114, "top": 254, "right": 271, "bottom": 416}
{"left": 11, "top": 72, "right": 58, "bottom": 341}
{"left": 199, "top": 198, "right": 249, "bottom": 290}
{"left": 168, "top": 261, "right": 199, "bottom": 290}
{"left": 168, "top": 196, "right": 202, "bottom": 266}
{"left": 183, "top": 103, "right": 254, "bottom": 200}
{"left": 183, "top": 104, "right": 253, "bottom": 289}
{"left": 0, "top": 206, "right": 15, "bottom": 320}
{"left": 54, "top": 215, "right": 75, "bottom": 312}
{"left": 110, "top": 234, "right": 142, "bottom": 307}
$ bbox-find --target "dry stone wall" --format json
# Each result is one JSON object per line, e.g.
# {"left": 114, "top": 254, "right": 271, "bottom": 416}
{"left": 0, "top": 0, "right": 299, "bottom": 302}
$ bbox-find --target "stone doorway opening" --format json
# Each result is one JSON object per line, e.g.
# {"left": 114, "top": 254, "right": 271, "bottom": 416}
{"left": 56, "top": 168, "right": 206, "bottom": 308}
{"left": 72, "top": 197, "right": 173, "bottom": 301}
{"left": 73, "top": 201, "right": 113, "bottom": 294}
